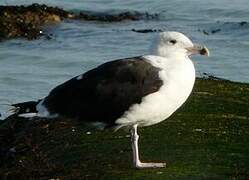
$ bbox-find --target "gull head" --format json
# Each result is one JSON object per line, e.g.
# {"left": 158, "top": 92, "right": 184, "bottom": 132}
{"left": 151, "top": 31, "right": 209, "bottom": 58}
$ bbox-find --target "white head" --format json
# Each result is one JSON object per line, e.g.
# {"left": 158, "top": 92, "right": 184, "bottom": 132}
{"left": 151, "top": 31, "right": 209, "bottom": 58}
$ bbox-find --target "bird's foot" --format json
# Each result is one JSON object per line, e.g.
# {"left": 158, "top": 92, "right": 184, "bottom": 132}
{"left": 135, "top": 162, "right": 166, "bottom": 169}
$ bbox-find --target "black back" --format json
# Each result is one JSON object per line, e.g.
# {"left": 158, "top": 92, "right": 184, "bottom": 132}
{"left": 43, "top": 57, "right": 163, "bottom": 126}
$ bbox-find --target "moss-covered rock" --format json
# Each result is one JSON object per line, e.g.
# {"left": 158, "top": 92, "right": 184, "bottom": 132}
{"left": 0, "top": 78, "right": 249, "bottom": 179}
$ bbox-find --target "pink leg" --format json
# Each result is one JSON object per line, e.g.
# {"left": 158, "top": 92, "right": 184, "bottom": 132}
{"left": 130, "top": 124, "right": 166, "bottom": 169}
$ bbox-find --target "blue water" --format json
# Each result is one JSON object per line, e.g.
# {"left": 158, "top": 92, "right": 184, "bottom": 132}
{"left": 0, "top": 0, "right": 249, "bottom": 115}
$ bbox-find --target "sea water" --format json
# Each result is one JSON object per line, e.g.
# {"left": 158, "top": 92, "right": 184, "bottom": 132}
{"left": 0, "top": 0, "right": 249, "bottom": 114}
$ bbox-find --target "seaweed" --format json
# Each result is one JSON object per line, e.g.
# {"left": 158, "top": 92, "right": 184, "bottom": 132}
{"left": 0, "top": 78, "right": 249, "bottom": 179}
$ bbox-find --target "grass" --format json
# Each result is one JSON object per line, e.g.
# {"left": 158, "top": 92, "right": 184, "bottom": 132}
{"left": 0, "top": 77, "right": 249, "bottom": 179}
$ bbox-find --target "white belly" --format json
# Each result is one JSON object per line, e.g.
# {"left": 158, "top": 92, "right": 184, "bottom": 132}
{"left": 115, "top": 55, "right": 195, "bottom": 127}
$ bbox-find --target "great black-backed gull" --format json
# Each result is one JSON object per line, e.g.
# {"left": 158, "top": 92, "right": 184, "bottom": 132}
{"left": 11, "top": 31, "right": 209, "bottom": 168}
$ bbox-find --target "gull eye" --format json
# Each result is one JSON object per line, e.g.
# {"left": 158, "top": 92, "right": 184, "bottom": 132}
{"left": 169, "top": 40, "right": 177, "bottom": 44}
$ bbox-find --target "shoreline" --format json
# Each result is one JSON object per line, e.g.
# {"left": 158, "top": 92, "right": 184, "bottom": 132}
{"left": 0, "top": 3, "right": 159, "bottom": 40}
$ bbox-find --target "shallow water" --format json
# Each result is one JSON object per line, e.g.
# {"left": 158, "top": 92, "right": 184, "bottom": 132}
{"left": 0, "top": 0, "right": 249, "bottom": 114}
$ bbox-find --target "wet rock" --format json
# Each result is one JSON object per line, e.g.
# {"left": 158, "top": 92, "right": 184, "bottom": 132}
{"left": 131, "top": 29, "right": 163, "bottom": 33}
{"left": 0, "top": 3, "right": 161, "bottom": 41}
{"left": 239, "top": 21, "right": 247, "bottom": 26}
{"left": 202, "top": 72, "right": 231, "bottom": 82}
{"left": 199, "top": 29, "right": 221, "bottom": 36}
{"left": 0, "top": 4, "right": 160, "bottom": 40}
{"left": 202, "top": 30, "right": 209, "bottom": 35}
{"left": 0, "top": 3, "right": 74, "bottom": 40}
{"left": 200, "top": 21, "right": 249, "bottom": 36}
{"left": 77, "top": 11, "right": 159, "bottom": 22}
{"left": 211, "top": 29, "right": 221, "bottom": 34}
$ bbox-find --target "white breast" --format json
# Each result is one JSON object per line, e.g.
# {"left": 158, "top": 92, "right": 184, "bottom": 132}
{"left": 115, "top": 55, "right": 195, "bottom": 127}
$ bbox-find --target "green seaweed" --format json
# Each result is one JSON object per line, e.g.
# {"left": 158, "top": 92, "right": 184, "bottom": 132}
{"left": 0, "top": 78, "right": 249, "bottom": 179}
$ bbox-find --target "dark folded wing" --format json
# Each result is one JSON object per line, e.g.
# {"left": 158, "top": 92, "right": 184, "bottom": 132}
{"left": 42, "top": 56, "right": 163, "bottom": 125}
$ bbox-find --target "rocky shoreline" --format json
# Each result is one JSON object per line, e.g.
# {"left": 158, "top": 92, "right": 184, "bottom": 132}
{"left": 0, "top": 4, "right": 73, "bottom": 40}
{"left": 1, "top": 3, "right": 248, "bottom": 40}
{"left": 0, "top": 3, "right": 159, "bottom": 40}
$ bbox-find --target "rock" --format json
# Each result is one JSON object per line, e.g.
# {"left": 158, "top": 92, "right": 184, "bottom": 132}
{"left": 239, "top": 21, "right": 247, "bottom": 26}
{"left": 211, "top": 29, "right": 221, "bottom": 34}
{"left": 0, "top": 3, "right": 73, "bottom": 40}
{"left": 202, "top": 72, "right": 231, "bottom": 82}
{"left": 131, "top": 29, "right": 163, "bottom": 33}
{"left": 0, "top": 78, "right": 249, "bottom": 179}
{"left": 0, "top": 4, "right": 160, "bottom": 40}
{"left": 77, "top": 11, "right": 159, "bottom": 22}
{"left": 199, "top": 29, "right": 221, "bottom": 36}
